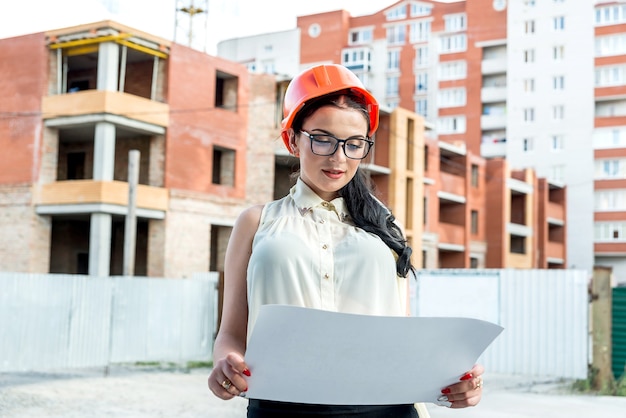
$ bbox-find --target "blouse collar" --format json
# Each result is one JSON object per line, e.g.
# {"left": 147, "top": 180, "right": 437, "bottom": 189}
{"left": 290, "top": 177, "right": 350, "bottom": 221}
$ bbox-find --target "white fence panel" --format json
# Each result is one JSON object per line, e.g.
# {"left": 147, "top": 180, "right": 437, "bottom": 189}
{"left": 411, "top": 269, "right": 589, "bottom": 379}
{"left": 0, "top": 272, "right": 218, "bottom": 372}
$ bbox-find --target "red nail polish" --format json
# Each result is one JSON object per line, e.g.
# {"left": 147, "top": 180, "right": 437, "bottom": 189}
{"left": 243, "top": 368, "right": 251, "bottom": 377}
{"left": 441, "top": 388, "right": 451, "bottom": 394}
{"left": 460, "top": 373, "right": 473, "bottom": 381}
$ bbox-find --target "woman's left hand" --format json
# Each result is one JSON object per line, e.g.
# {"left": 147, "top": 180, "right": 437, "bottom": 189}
{"left": 438, "top": 364, "right": 484, "bottom": 408}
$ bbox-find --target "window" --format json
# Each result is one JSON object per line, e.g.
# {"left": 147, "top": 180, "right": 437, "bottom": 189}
{"left": 262, "top": 60, "right": 275, "bottom": 74}
{"left": 215, "top": 71, "right": 238, "bottom": 111}
{"left": 471, "top": 210, "right": 479, "bottom": 234}
{"left": 410, "top": 20, "right": 431, "bottom": 43}
{"left": 416, "top": 72, "right": 428, "bottom": 92}
{"left": 438, "top": 60, "right": 466, "bottom": 80}
{"left": 552, "top": 135, "right": 564, "bottom": 151}
{"left": 439, "top": 34, "right": 467, "bottom": 53}
{"left": 553, "top": 45, "right": 565, "bottom": 60}
{"left": 349, "top": 28, "right": 373, "bottom": 45}
{"left": 523, "top": 137, "right": 534, "bottom": 152}
{"left": 444, "top": 13, "right": 466, "bottom": 32}
{"left": 387, "top": 50, "right": 400, "bottom": 71}
{"left": 437, "top": 87, "right": 466, "bottom": 108}
{"left": 416, "top": 46, "right": 429, "bottom": 67}
{"left": 550, "top": 165, "right": 564, "bottom": 183}
{"left": 471, "top": 164, "right": 479, "bottom": 187}
{"left": 411, "top": 4, "right": 432, "bottom": 16}
{"left": 595, "top": 159, "right": 626, "bottom": 178}
{"left": 416, "top": 98, "right": 428, "bottom": 117}
{"left": 596, "top": 34, "right": 626, "bottom": 57}
{"left": 595, "top": 65, "right": 626, "bottom": 87}
{"left": 525, "top": 20, "right": 535, "bottom": 34}
{"left": 470, "top": 257, "right": 479, "bottom": 269}
{"left": 386, "top": 5, "right": 407, "bottom": 20}
{"left": 524, "top": 49, "right": 535, "bottom": 63}
{"left": 437, "top": 116, "right": 466, "bottom": 134}
{"left": 552, "top": 105, "right": 565, "bottom": 120}
{"left": 387, "top": 25, "right": 406, "bottom": 45}
{"left": 595, "top": 4, "right": 626, "bottom": 26}
{"left": 386, "top": 100, "right": 399, "bottom": 110}
{"left": 523, "top": 108, "right": 535, "bottom": 122}
{"left": 510, "top": 236, "right": 526, "bottom": 254}
{"left": 523, "top": 78, "right": 535, "bottom": 92}
{"left": 553, "top": 16, "right": 565, "bottom": 30}
{"left": 595, "top": 222, "right": 626, "bottom": 241}
{"left": 553, "top": 75, "right": 565, "bottom": 90}
{"left": 386, "top": 75, "right": 399, "bottom": 97}
{"left": 212, "top": 146, "right": 236, "bottom": 186}
{"left": 595, "top": 190, "right": 626, "bottom": 211}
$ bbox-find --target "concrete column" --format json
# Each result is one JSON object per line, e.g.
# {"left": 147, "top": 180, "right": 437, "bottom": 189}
{"left": 89, "top": 213, "right": 112, "bottom": 277}
{"left": 93, "top": 122, "right": 116, "bottom": 180}
{"left": 97, "top": 42, "right": 120, "bottom": 91}
{"left": 90, "top": 41, "right": 119, "bottom": 276}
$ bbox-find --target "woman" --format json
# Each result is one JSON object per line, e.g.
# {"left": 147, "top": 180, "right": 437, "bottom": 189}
{"left": 208, "top": 64, "right": 484, "bottom": 417}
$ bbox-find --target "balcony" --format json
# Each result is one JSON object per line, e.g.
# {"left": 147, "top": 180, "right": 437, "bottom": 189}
{"left": 438, "top": 222, "right": 465, "bottom": 248}
{"left": 481, "top": 58, "right": 507, "bottom": 75}
{"left": 546, "top": 241, "right": 565, "bottom": 263}
{"left": 439, "top": 171, "right": 466, "bottom": 197}
{"left": 481, "top": 114, "right": 506, "bottom": 130}
{"left": 481, "top": 141, "right": 506, "bottom": 158}
{"left": 547, "top": 201, "right": 565, "bottom": 223}
{"left": 35, "top": 180, "right": 168, "bottom": 218}
{"left": 42, "top": 90, "right": 170, "bottom": 127}
{"left": 481, "top": 86, "right": 507, "bottom": 103}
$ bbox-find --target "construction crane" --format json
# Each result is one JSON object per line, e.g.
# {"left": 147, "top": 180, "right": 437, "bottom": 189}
{"left": 174, "top": 0, "right": 209, "bottom": 51}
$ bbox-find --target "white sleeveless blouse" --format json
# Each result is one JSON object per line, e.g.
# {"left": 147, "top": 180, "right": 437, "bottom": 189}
{"left": 246, "top": 178, "right": 407, "bottom": 336}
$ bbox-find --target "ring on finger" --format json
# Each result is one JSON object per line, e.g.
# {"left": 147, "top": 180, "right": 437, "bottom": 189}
{"left": 476, "top": 378, "right": 483, "bottom": 389}
{"left": 221, "top": 378, "right": 232, "bottom": 390}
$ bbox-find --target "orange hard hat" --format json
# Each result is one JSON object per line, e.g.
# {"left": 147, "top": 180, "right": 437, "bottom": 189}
{"left": 280, "top": 64, "right": 379, "bottom": 149}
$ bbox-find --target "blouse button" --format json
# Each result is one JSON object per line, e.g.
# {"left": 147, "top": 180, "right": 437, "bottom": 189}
{"left": 324, "top": 273, "right": 330, "bottom": 279}
{"left": 319, "top": 219, "right": 325, "bottom": 224}
{"left": 322, "top": 244, "right": 328, "bottom": 250}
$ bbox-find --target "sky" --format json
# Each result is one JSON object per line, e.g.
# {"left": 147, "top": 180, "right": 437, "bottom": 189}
{"left": 0, "top": 0, "right": 408, "bottom": 54}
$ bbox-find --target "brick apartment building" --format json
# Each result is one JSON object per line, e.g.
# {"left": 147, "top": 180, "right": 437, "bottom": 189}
{"left": 220, "top": 0, "right": 568, "bottom": 269}
{"left": 0, "top": 20, "right": 276, "bottom": 278}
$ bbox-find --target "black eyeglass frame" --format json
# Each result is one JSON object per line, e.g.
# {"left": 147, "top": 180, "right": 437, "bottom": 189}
{"left": 299, "top": 130, "right": 374, "bottom": 160}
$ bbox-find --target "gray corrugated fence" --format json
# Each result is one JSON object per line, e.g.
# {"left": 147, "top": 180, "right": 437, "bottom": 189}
{"left": 0, "top": 272, "right": 218, "bottom": 372}
{"left": 1, "top": 269, "right": 590, "bottom": 379}
{"left": 411, "top": 269, "right": 589, "bottom": 379}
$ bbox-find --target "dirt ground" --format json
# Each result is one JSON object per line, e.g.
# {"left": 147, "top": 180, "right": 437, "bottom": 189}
{"left": 1, "top": 365, "right": 625, "bottom": 417}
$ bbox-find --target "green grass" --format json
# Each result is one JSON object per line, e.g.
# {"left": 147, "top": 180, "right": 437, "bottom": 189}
{"left": 572, "top": 366, "right": 626, "bottom": 396}
{"left": 131, "top": 360, "right": 213, "bottom": 370}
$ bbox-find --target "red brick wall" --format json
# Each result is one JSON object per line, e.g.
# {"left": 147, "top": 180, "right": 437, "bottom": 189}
{"left": 0, "top": 33, "right": 47, "bottom": 185}
{"left": 165, "top": 43, "right": 249, "bottom": 197}
{"left": 298, "top": 10, "right": 351, "bottom": 65}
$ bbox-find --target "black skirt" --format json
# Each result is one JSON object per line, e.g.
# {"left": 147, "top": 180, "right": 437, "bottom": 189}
{"left": 247, "top": 400, "right": 420, "bottom": 418}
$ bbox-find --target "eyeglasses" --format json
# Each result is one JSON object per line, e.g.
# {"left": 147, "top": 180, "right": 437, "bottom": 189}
{"left": 300, "top": 131, "right": 373, "bottom": 160}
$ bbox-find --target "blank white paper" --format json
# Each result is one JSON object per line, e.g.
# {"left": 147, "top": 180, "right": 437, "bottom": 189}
{"left": 244, "top": 305, "right": 504, "bottom": 405}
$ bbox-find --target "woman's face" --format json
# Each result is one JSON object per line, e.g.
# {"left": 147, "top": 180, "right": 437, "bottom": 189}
{"left": 292, "top": 103, "right": 369, "bottom": 201}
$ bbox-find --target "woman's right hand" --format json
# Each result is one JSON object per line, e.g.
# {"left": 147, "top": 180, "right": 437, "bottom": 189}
{"left": 208, "top": 352, "right": 251, "bottom": 400}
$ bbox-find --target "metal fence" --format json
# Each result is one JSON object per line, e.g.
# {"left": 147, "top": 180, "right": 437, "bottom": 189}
{"left": 411, "top": 269, "right": 590, "bottom": 380}
{"left": 1, "top": 269, "right": 590, "bottom": 379}
{"left": 613, "top": 286, "right": 626, "bottom": 380}
{"left": 0, "top": 272, "right": 218, "bottom": 372}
